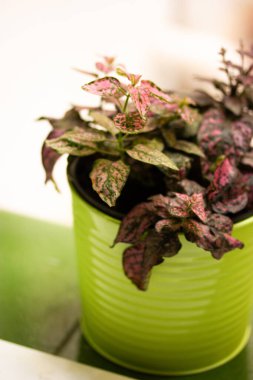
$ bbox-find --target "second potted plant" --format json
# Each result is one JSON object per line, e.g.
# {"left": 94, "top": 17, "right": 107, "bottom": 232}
{"left": 40, "top": 48, "right": 253, "bottom": 375}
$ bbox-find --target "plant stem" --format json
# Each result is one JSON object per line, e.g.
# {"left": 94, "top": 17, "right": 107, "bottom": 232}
{"left": 123, "top": 94, "right": 130, "bottom": 113}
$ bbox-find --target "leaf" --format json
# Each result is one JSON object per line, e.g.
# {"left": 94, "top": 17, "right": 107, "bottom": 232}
{"left": 140, "top": 80, "right": 174, "bottom": 104}
{"left": 128, "top": 85, "right": 150, "bottom": 118}
{"left": 232, "top": 121, "right": 253, "bottom": 157}
{"left": 224, "top": 96, "right": 242, "bottom": 115}
{"left": 206, "top": 158, "right": 248, "bottom": 213}
{"left": 126, "top": 144, "right": 179, "bottom": 170}
{"left": 113, "top": 112, "right": 145, "bottom": 133}
{"left": 42, "top": 129, "right": 64, "bottom": 190}
{"left": 89, "top": 111, "right": 119, "bottom": 135}
{"left": 166, "top": 193, "right": 207, "bottom": 222}
{"left": 95, "top": 57, "right": 115, "bottom": 74}
{"left": 161, "top": 129, "right": 177, "bottom": 147}
{"left": 82, "top": 77, "right": 126, "bottom": 97}
{"left": 178, "top": 179, "right": 204, "bottom": 196}
{"left": 207, "top": 213, "right": 233, "bottom": 233}
{"left": 46, "top": 138, "right": 96, "bottom": 156}
{"left": 179, "top": 107, "right": 201, "bottom": 127}
{"left": 38, "top": 108, "right": 86, "bottom": 130}
{"left": 73, "top": 67, "right": 98, "bottom": 78}
{"left": 59, "top": 126, "right": 107, "bottom": 143}
{"left": 190, "top": 193, "right": 207, "bottom": 223}
{"left": 183, "top": 219, "right": 243, "bottom": 259}
{"left": 89, "top": 159, "right": 130, "bottom": 207}
{"left": 114, "top": 202, "right": 157, "bottom": 244}
{"left": 167, "top": 193, "right": 191, "bottom": 218}
{"left": 155, "top": 218, "right": 181, "bottom": 233}
{"left": 174, "top": 140, "right": 205, "bottom": 158}
{"left": 116, "top": 67, "right": 142, "bottom": 86}
{"left": 123, "top": 230, "right": 181, "bottom": 290}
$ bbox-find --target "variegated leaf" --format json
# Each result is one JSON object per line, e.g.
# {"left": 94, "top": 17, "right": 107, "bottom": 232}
{"left": 155, "top": 218, "right": 181, "bottom": 233}
{"left": 116, "top": 67, "right": 142, "bottom": 86}
{"left": 90, "top": 159, "right": 130, "bottom": 207}
{"left": 207, "top": 213, "right": 233, "bottom": 233}
{"left": 89, "top": 111, "right": 119, "bottom": 135}
{"left": 123, "top": 230, "right": 181, "bottom": 290}
{"left": 190, "top": 193, "right": 207, "bottom": 223}
{"left": 46, "top": 138, "right": 96, "bottom": 156}
{"left": 38, "top": 108, "right": 86, "bottom": 130}
{"left": 126, "top": 144, "right": 179, "bottom": 170}
{"left": 42, "top": 129, "right": 64, "bottom": 190}
{"left": 114, "top": 202, "right": 158, "bottom": 245}
{"left": 60, "top": 126, "right": 107, "bottom": 143}
{"left": 140, "top": 80, "right": 173, "bottom": 104}
{"left": 183, "top": 219, "right": 243, "bottom": 259}
{"left": 174, "top": 140, "right": 205, "bottom": 158}
{"left": 113, "top": 112, "right": 145, "bottom": 133}
{"left": 128, "top": 85, "right": 150, "bottom": 118}
{"left": 82, "top": 77, "right": 126, "bottom": 97}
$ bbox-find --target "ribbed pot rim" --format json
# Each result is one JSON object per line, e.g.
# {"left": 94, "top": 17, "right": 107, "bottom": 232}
{"left": 67, "top": 156, "right": 253, "bottom": 225}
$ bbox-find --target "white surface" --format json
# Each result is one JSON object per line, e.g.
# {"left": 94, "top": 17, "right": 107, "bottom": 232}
{"left": 0, "top": 339, "right": 134, "bottom": 380}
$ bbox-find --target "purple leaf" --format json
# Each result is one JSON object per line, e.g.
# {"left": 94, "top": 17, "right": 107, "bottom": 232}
{"left": 232, "top": 121, "right": 253, "bottom": 157}
{"left": 190, "top": 193, "right": 207, "bottom": 223}
{"left": 155, "top": 218, "right": 181, "bottom": 233}
{"left": 167, "top": 193, "right": 191, "bottom": 218}
{"left": 123, "top": 230, "right": 181, "bottom": 290}
{"left": 206, "top": 213, "right": 233, "bottom": 233}
{"left": 41, "top": 129, "right": 64, "bottom": 190}
{"left": 38, "top": 108, "right": 85, "bottom": 130}
{"left": 90, "top": 159, "right": 130, "bottom": 207}
{"left": 128, "top": 85, "right": 150, "bottom": 118}
{"left": 167, "top": 193, "right": 207, "bottom": 222}
{"left": 183, "top": 219, "right": 243, "bottom": 259}
{"left": 114, "top": 202, "right": 157, "bottom": 244}
{"left": 113, "top": 112, "right": 145, "bottom": 133}
{"left": 82, "top": 77, "right": 126, "bottom": 97}
{"left": 178, "top": 179, "right": 204, "bottom": 196}
{"left": 207, "top": 159, "right": 248, "bottom": 214}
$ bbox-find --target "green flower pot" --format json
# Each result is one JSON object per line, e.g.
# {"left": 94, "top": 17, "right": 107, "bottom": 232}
{"left": 69, "top": 179, "right": 253, "bottom": 375}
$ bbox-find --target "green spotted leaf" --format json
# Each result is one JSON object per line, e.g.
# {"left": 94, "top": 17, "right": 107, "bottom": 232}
{"left": 90, "top": 111, "right": 119, "bottom": 136}
{"left": 90, "top": 159, "right": 130, "bottom": 207}
{"left": 174, "top": 140, "right": 205, "bottom": 157}
{"left": 46, "top": 138, "right": 96, "bottom": 156}
{"left": 126, "top": 144, "right": 179, "bottom": 170}
{"left": 59, "top": 126, "right": 107, "bottom": 143}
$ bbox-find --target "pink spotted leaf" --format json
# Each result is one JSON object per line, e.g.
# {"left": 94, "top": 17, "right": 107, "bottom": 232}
{"left": 113, "top": 112, "right": 145, "bottom": 133}
{"left": 82, "top": 77, "right": 126, "bottom": 97}
{"left": 128, "top": 85, "right": 151, "bottom": 118}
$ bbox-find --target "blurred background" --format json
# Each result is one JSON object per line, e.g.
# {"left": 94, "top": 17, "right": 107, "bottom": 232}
{"left": 1, "top": 0, "right": 253, "bottom": 225}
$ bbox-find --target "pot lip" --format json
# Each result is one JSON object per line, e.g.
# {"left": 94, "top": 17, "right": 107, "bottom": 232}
{"left": 67, "top": 156, "right": 253, "bottom": 227}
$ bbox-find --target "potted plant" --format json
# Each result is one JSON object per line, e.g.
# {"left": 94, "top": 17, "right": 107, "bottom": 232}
{"left": 39, "top": 47, "right": 253, "bottom": 375}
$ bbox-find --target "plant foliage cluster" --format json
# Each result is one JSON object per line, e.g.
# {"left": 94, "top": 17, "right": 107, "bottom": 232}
{"left": 40, "top": 46, "right": 253, "bottom": 290}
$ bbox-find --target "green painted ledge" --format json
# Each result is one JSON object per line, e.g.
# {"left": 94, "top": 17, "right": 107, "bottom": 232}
{"left": 1, "top": 210, "right": 253, "bottom": 380}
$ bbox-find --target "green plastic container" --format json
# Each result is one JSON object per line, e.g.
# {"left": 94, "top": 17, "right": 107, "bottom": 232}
{"left": 71, "top": 186, "right": 253, "bottom": 375}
